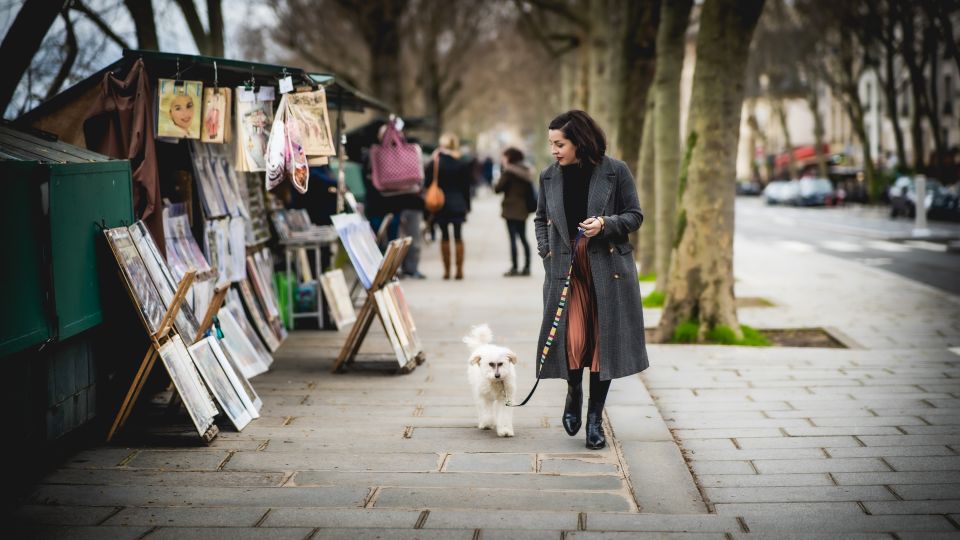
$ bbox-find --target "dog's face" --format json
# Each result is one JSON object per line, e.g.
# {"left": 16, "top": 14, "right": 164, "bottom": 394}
{"left": 469, "top": 345, "right": 518, "bottom": 381}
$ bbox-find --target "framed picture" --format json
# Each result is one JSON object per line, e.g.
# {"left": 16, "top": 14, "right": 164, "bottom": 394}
{"left": 217, "top": 306, "right": 271, "bottom": 379}
{"left": 285, "top": 89, "right": 335, "bottom": 156}
{"left": 158, "top": 335, "right": 218, "bottom": 437}
{"left": 236, "top": 280, "right": 280, "bottom": 351}
{"left": 331, "top": 213, "right": 383, "bottom": 290}
{"left": 129, "top": 221, "right": 200, "bottom": 341}
{"left": 223, "top": 293, "right": 275, "bottom": 370}
{"left": 104, "top": 227, "right": 166, "bottom": 335}
{"left": 188, "top": 337, "right": 252, "bottom": 431}
{"left": 319, "top": 269, "right": 356, "bottom": 330}
{"left": 201, "top": 87, "right": 231, "bottom": 144}
{"left": 216, "top": 340, "right": 262, "bottom": 416}
{"left": 391, "top": 283, "right": 421, "bottom": 353}
{"left": 157, "top": 79, "right": 203, "bottom": 139}
{"left": 374, "top": 289, "right": 406, "bottom": 367}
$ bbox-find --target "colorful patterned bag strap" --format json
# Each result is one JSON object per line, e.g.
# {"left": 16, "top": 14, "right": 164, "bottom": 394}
{"left": 508, "top": 229, "right": 585, "bottom": 407}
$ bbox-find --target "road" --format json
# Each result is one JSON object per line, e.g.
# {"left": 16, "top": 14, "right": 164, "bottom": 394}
{"left": 735, "top": 197, "right": 960, "bottom": 296}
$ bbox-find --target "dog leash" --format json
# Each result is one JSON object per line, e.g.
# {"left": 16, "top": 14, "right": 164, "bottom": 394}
{"left": 508, "top": 229, "right": 586, "bottom": 407}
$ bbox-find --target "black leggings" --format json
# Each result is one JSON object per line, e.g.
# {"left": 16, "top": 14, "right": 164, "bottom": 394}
{"left": 439, "top": 222, "right": 463, "bottom": 241}
{"left": 506, "top": 219, "right": 530, "bottom": 269}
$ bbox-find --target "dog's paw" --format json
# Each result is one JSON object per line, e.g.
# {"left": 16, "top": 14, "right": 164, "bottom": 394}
{"left": 497, "top": 426, "right": 515, "bottom": 437}
{"left": 478, "top": 421, "right": 494, "bottom": 430}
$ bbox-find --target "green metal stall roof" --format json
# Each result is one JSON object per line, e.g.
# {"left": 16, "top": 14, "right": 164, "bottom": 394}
{"left": 0, "top": 122, "right": 115, "bottom": 163}
{"left": 19, "top": 50, "right": 391, "bottom": 126}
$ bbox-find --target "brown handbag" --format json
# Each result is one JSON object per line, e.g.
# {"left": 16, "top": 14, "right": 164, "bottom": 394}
{"left": 424, "top": 155, "right": 445, "bottom": 213}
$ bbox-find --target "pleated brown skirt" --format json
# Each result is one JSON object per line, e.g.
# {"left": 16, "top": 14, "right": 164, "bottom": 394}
{"left": 566, "top": 237, "right": 600, "bottom": 372}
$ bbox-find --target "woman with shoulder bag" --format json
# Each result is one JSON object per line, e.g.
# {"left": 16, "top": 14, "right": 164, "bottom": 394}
{"left": 533, "top": 110, "right": 649, "bottom": 449}
{"left": 424, "top": 133, "right": 471, "bottom": 280}
{"left": 494, "top": 147, "right": 535, "bottom": 277}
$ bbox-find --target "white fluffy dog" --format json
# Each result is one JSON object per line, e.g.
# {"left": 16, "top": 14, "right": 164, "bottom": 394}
{"left": 464, "top": 324, "right": 518, "bottom": 437}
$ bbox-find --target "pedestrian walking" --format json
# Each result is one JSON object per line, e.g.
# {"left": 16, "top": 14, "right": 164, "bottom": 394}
{"left": 425, "top": 133, "right": 471, "bottom": 280}
{"left": 494, "top": 147, "right": 535, "bottom": 277}
{"left": 534, "top": 110, "right": 648, "bottom": 449}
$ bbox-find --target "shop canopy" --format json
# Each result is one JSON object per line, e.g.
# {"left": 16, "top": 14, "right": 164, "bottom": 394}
{"left": 18, "top": 49, "right": 390, "bottom": 144}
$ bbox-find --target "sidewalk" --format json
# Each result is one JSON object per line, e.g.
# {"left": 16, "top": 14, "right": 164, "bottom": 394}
{"left": 14, "top": 189, "right": 960, "bottom": 538}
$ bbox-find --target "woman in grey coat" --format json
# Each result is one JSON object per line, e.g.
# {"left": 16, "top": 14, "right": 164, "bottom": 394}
{"left": 533, "top": 110, "right": 649, "bottom": 449}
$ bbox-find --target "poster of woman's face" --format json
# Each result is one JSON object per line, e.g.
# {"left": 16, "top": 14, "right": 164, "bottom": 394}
{"left": 157, "top": 79, "right": 203, "bottom": 139}
{"left": 201, "top": 87, "right": 230, "bottom": 144}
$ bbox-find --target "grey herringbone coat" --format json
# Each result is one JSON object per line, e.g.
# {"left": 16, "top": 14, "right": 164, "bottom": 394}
{"left": 533, "top": 156, "right": 649, "bottom": 381}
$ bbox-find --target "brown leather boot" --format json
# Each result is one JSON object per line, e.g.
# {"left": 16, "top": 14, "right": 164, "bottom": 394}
{"left": 455, "top": 240, "right": 465, "bottom": 280}
{"left": 440, "top": 239, "right": 451, "bottom": 280}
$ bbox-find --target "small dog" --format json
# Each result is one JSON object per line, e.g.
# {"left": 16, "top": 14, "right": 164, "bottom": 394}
{"left": 464, "top": 324, "right": 518, "bottom": 437}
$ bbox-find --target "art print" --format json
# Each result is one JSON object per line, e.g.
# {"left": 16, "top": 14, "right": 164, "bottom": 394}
{"left": 217, "top": 306, "right": 270, "bottom": 378}
{"left": 104, "top": 227, "right": 166, "bottom": 334}
{"left": 201, "top": 87, "right": 231, "bottom": 144}
{"left": 158, "top": 335, "right": 218, "bottom": 436}
{"left": 188, "top": 337, "right": 252, "bottom": 431}
{"left": 225, "top": 291, "right": 276, "bottom": 365}
{"left": 235, "top": 87, "right": 275, "bottom": 172}
{"left": 319, "top": 269, "right": 356, "bottom": 330}
{"left": 157, "top": 79, "right": 203, "bottom": 139}
{"left": 216, "top": 340, "right": 263, "bottom": 415}
{"left": 285, "top": 89, "right": 335, "bottom": 156}
{"left": 129, "top": 221, "right": 200, "bottom": 341}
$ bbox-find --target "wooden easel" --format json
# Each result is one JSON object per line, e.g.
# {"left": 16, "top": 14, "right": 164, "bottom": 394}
{"left": 332, "top": 237, "right": 425, "bottom": 374}
{"left": 106, "top": 275, "right": 230, "bottom": 443}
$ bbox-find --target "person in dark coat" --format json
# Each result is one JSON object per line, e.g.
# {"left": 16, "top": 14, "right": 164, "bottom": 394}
{"left": 424, "top": 133, "right": 471, "bottom": 279}
{"left": 494, "top": 147, "right": 535, "bottom": 276}
{"left": 533, "top": 110, "right": 649, "bottom": 450}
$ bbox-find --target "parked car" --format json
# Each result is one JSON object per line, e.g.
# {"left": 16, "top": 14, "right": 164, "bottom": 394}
{"left": 737, "top": 180, "right": 763, "bottom": 196}
{"left": 764, "top": 180, "right": 793, "bottom": 205}
{"left": 888, "top": 176, "right": 941, "bottom": 218}
{"left": 795, "top": 178, "right": 834, "bottom": 206}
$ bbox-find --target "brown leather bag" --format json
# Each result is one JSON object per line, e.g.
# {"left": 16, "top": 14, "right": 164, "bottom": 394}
{"left": 424, "top": 155, "right": 445, "bottom": 213}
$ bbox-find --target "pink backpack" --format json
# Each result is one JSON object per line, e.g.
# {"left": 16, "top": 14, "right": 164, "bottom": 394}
{"left": 370, "top": 121, "right": 424, "bottom": 193}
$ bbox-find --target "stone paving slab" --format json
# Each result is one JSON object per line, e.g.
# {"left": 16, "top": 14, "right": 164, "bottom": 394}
{"left": 143, "top": 527, "right": 315, "bottom": 540}
{"left": 27, "top": 484, "right": 368, "bottom": 507}
{"left": 14, "top": 504, "right": 120, "bottom": 526}
{"left": 13, "top": 525, "right": 152, "bottom": 540}
{"left": 290, "top": 471, "right": 625, "bottom": 490}
{"left": 260, "top": 508, "right": 421, "bottom": 528}
{"left": 103, "top": 507, "right": 267, "bottom": 527}
{"left": 373, "top": 486, "right": 634, "bottom": 512}
{"left": 421, "top": 509, "right": 579, "bottom": 530}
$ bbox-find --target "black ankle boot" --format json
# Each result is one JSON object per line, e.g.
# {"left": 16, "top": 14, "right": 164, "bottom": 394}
{"left": 586, "top": 372, "right": 611, "bottom": 449}
{"left": 562, "top": 370, "right": 583, "bottom": 436}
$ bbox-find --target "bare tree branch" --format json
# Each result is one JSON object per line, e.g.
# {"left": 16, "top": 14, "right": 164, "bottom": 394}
{"left": 173, "top": 0, "right": 210, "bottom": 53}
{"left": 46, "top": 9, "right": 78, "bottom": 100}
{"left": 71, "top": 0, "right": 131, "bottom": 50}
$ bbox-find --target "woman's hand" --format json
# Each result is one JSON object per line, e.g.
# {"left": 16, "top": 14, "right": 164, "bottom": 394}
{"left": 578, "top": 217, "right": 603, "bottom": 238}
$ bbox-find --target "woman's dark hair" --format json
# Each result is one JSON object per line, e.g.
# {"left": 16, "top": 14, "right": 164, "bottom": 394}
{"left": 548, "top": 110, "right": 607, "bottom": 165}
{"left": 502, "top": 147, "right": 524, "bottom": 164}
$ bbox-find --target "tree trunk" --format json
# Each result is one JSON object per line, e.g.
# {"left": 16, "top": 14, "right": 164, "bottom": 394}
{"left": 849, "top": 99, "right": 879, "bottom": 201}
{"left": 806, "top": 83, "right": 829, "bottom": 179}
{"left": 636, "top": 91, "right": 657, "bottom": 273}
{"left": 125, "top": 0, "right": 159, "bottom": 51}
{"left": 881, "top": 9, "right": 908, "bottom": 170}
{"left": 616, "top": 0, "right": 659, "bottom": 177}
{"left": 776, "top": 100, "right": 798, "bottom": 179}
{"left": 924, "top": 29, "right": 945, "bottom": 179}
{"left": 653, "top": 0, "right": 693, "bottom": 292}
{"left": 658, "top": 0, "right": 764, "bottom": 343}
{"left": 0, "top": 0, "right": 63, "bottom": 116}
{"left": 901, "top": 8, "right": 927, "bottom": 171}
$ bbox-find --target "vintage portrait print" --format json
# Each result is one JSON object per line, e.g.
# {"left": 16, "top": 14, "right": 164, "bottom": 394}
{"left": 285, "top": 89, "right": 336, "bottom": 156}
{"left": 104, "top": 227, "right": 166, "bottom": 335}
{"left": 235, "top": 87, "right": 274, "bottom": 171}
{"left": 157, "top": 79, "right": 203, "bottom": 139}
{"left": 201, "top": 87, "right": 231, "bottom": 143}
{"left": 189, "top": 337, "right": 253, "bottom": 431}
{"left": 374, "top": 289, "right": 407, "bottom": 367}
{"left": 158, "top": 335, "right": 217, "bottom": 437}
{"left": 319, "top": 269, "right": 356, "bottom": 330}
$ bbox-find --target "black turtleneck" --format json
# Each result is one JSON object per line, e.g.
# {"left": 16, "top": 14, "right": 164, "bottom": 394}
{"left": 561, "top": 162, "right": 594, "bottom": 239}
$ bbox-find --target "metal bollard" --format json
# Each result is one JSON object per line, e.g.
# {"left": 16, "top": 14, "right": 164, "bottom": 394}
{"left": 912, "top": 174, "right": 931, "bottom": 237}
